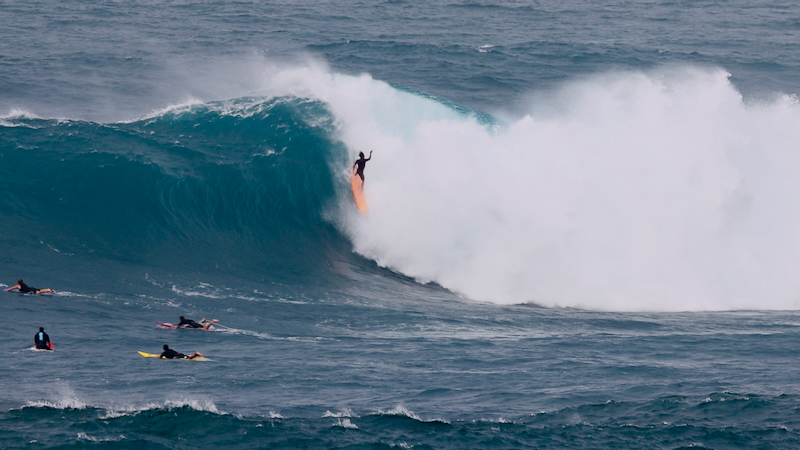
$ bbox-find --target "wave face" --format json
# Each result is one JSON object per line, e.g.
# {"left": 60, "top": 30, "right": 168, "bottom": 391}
{"left": 0, "top": 97, "right": 356, "bottom": 287}
{"left": 4, "top": 66, "right": 800, "bottom": 310}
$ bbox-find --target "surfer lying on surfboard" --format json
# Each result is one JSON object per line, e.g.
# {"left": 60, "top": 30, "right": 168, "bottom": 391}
{"left": 6, "top": 278, "right": 55, "bottom": 295}
{"left": 177, "top": 316, "right": 218, "bottom": 330}
{"left": 352, "top": 150, "right": 372, "bottom": 187}
{"left": 160, "top": 344, "right": 204, "bottom": 360}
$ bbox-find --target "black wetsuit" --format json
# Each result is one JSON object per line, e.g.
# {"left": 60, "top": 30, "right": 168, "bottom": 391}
{"left": 19, "top": 282, "right": 38, "bottom": 293}
{"left": 159, "top": 348, "right": 187, "bottom": 359}
{"left": 34, "top": 331, "right": 51, "bottom": 350}
{"left": 354, "top": 158, "right": 368, "bottom": 181}
{"left": 177, "top": 318, "right": 203, "bottom": 329}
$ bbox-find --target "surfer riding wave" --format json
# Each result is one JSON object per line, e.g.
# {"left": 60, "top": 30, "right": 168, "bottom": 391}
{"left": 352, "top": 150, "right": 372, "bottom": 187}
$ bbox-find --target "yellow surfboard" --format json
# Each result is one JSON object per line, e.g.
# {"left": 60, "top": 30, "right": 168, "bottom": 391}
{"left": 351, "top": 173, "right": 368, "bottom": 215}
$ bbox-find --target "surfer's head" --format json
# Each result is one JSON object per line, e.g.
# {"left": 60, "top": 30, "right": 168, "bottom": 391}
{"left": 39, "top": 327, "right": 44, "bottom": 332}
{"left": 18, "top": 279, "right": 23, "bottom": 284}
{"left": 359, "top": 152, "right": 364, "bottom": 158}
{"left": 163, "top": 344, "right": 169, "bottom": 350}
{"left": 179, "top": 316, "right": 185, "bottom": 321}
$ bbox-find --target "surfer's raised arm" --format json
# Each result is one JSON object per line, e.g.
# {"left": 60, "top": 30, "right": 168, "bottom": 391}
{"left": 353, "top": 151, "right": 370, "bottom": 170}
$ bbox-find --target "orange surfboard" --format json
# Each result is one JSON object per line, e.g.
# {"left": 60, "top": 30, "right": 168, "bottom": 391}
{"left": 351, "top": 173, "right": 368, "bottom": 214}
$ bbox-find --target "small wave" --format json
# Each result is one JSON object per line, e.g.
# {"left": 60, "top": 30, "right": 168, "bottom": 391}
{"left": 24, "top": 395, "right": 87, "bottom": 410}
{"left": 375, "top": 405, "right": 449, "bottom": 424}
{"left": 332, "top": 418, "right": 359, "bottom": 429}
{"left": 165, "top": 399, "right": 221, "bottom": 414}
{"left": 19, "top": 386, "right": 90, "bottom": 410}
{"left": 0, "top": 119, "right": 39, "bottom": 128}
{"left": 100, "top": 399, "right": 223, "bottom": 418}
{"left": 323, "top": 408, "right": 358, "bottom": 418}
{"left": 475, "top": 416, "right": 515, "bottom": 424}
{"left": 1, "top": 108, "right": 41, "bottom": 120}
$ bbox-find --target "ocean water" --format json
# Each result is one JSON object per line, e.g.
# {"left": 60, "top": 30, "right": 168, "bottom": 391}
{"left": 4, "top": 1, "right": 800, "bottom": 448}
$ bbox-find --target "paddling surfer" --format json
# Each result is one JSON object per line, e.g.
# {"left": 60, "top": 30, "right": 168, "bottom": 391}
{"left": 177, "top": 316, "right": 218, "bottom": 330}
{"left": 352, "top": 150, "right": 372, "bottom": 187}
{"left": 6, "top": 279, "right": 55, "bottom": 295}
{"left": 34, "top": 327, "right": 52, "bottom": 350}
{"left": 159, "top": 344, "right": 204, "bottom": 360}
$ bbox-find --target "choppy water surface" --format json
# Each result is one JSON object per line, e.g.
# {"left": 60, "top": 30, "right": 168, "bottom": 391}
{"left": 3, "top": 0, "right": 800, "bottom": 448}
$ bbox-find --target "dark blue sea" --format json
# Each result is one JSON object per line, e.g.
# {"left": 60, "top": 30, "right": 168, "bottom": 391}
{"left": 4, "top": 1, "right": 800, "bottom": 448}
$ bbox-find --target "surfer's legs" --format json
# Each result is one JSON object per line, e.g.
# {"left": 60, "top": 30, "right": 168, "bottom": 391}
{"left": 200, "top": 317, "right": 219, "bottom": 330}
{"left": 36, "top": 289, "right": 55, "bottom": 294}
{"left": 187, "top": 352, "right": 205, "bottom": 359}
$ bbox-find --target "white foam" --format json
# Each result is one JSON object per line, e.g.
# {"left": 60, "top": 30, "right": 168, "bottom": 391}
{"left": 24, "top": 397, "right": 86, "bottom": 409}
{"left": 323, "top": 408, "right": 358, "bottom": 418}
{"left": 164, "top": 399, "right": 221, "bottom": 413}
{"left": 77, "top": 432, "right": 125, "bottom": 442}
{"left": 260, "top": 63, "right": 800, "bottom": 312}
{"left": 24, "top": 387, "right": 87, "bottom": 410}
{"left": 119, "top": 98, "right": 205, "bottom": 123}
{"left": 376, "top": 405, "right": 449, "bottom": 424}
{"left": 332, "top": 418, "right": 359, "bottom": 429}
{"left": 1, "top": 108, "right": 40, "bottom": 120}
{"left": 100, "top": 399, "right": 224, "bottom": 419}
{"left": 0, "top": 109, "right": 42, "bottom": 128}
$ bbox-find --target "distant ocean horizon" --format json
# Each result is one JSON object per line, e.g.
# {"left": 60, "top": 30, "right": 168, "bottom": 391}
{"left": 3, "top": 1, "right": 800, "bottom": 448}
